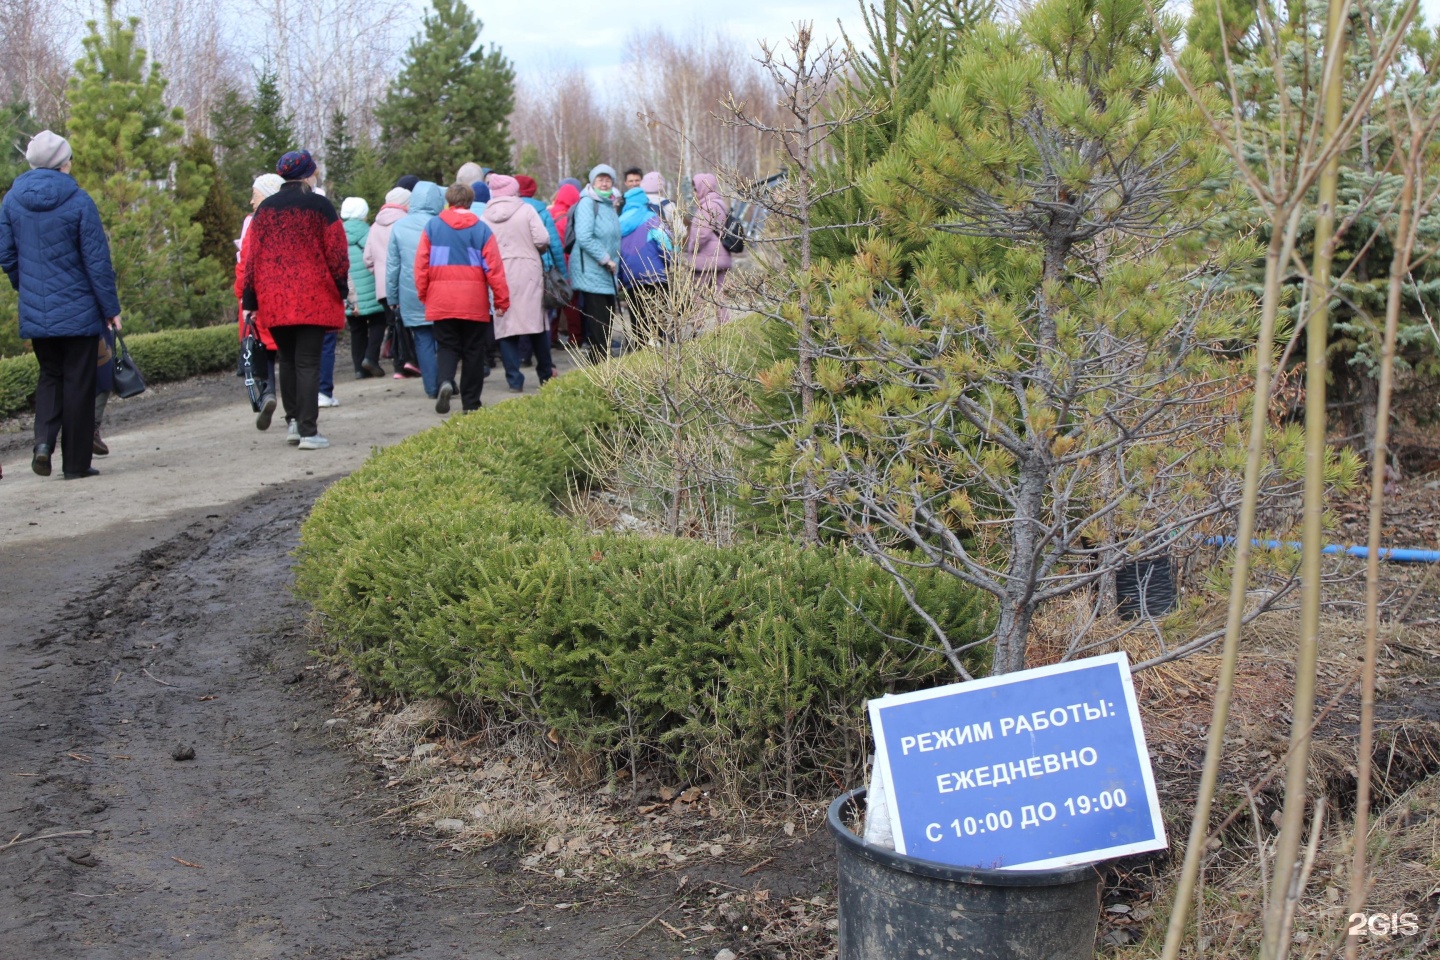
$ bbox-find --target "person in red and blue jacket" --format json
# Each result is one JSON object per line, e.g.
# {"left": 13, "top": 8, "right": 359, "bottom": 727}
{"left": 414, "top": 182, "right": 510, "bottom": 415}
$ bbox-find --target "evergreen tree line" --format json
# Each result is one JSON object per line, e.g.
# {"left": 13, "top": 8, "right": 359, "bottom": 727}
{"left": 0, "top": 0, "right": 514, "bottom": 355}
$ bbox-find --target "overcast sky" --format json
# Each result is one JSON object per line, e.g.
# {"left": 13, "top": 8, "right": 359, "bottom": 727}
{"left": 467, "top": 0, "right": 862, "bottom": 85}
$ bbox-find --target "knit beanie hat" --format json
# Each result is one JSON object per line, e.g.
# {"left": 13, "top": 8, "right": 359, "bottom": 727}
{"left": 640, "top": 171, "right": 665, "bottom": 194}
{"left": 470, "top": 181, "right": 491, "bottom": 204}
{"left": 340, "top": 197, "right": 369, "bottom": 220}
{"left": 395, "top": 174, "right": 420, "bottom": 191}
{"left": 252, "top": 174, "right": 284, "bottom": 200}
{"left": 384, "top": 186, "right": 411, "bottom": 207}
{"left": 488, "top": 174, "right": 519, "bottom": 198}
{"left": 25, "top": 130, "right": 71, "bottom": 170}
{"left": 559, "top": 177, "right": 582, "bottom": 192}
{"left": 456, "top": 162, "right": 485, "bottom": 187}
{"left": 588, "top": 164, "right": 618, "bottom": 186}
{"left": 277, "top": 150, "right": 317, "bottom": 181}
{"left": 515, "top": 175, "right": 538, "bottom": 198}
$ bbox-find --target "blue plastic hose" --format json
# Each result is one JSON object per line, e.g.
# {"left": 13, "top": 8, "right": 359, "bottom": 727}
{"left": 1206, "top": 537, "right": 1440, "bottom": 564}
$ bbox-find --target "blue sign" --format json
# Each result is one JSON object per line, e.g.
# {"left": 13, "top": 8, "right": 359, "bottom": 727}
{"left": 869, "top": 652, "right": 1166, "bottom": 870}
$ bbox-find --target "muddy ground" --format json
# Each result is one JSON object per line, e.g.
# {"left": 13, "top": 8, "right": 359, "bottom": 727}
{"left": 0, "top": 370, "right": 826, "bottom": 959}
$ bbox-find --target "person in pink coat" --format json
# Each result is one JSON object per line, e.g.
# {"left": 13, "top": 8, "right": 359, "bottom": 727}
{"left": 685, "top": 172, "right": 732, "bottom": 325}
{"left": 482, "top": 175, "right": 553, "bottom": 391}
{"left": 363, "top": 186, "right": 413, "bottom": 378}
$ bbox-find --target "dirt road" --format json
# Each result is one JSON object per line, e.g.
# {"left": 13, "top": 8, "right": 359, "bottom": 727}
{"left": 0, "top": 362, "right": 694, "bottom": 959}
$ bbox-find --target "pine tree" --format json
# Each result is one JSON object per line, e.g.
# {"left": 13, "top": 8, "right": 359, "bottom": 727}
{"left": 323, "top": 109, "right": 358, "bottom": 196}
{"left": 183, "top": 136, "right": 244, "bottom": 270}
{"left": 67, "top": 1, "right": 227, "bottom": 331}
{"left": 376, "top": 0, "right": 515, "bottom": 181}
{"left": 812, "top": 0, "right": 995, "bottom": 261}
{"left": 785, "top": 0, "right": 1325, "bottom": 674}
{"left": 345, "top": 143, "right": 398, "bottom": 213}
{"left": 209, "top": 83, "right": 256, "bottom": 210}
{"left": 249, "top": 65, "right": 297, "bottom": 175}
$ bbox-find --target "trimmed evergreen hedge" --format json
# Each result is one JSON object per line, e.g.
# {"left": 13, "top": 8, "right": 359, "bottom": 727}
{"left": 296, "top": 352, "right": 992, "bottom": 799}
{"left": 0, "top": 324, "right": 238, "bottom": 419}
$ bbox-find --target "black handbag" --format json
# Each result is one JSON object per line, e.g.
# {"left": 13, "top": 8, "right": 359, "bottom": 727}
{"left": 542, "top": 265, "right": 573, "bottom": 310}
{"left": 239, "top": 315, "right": 268, "bottom": 411}
{"left": 112, "top": 331, "right": 146, "bottom": 398}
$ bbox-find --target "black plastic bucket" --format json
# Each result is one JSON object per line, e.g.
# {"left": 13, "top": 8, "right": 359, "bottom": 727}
{"left": 827, "top": 789, "right": 1100, "bottom": 959}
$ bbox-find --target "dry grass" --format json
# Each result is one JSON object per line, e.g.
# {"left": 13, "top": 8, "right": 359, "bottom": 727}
{"left": 1022, "top": 591, "right": 1440, "bottom": 959}
{"left": 1093, "top": 774, "right": 1440, "bottom": 958}
{"left": 320, "top": 680, "right": 806, "bottom": 884}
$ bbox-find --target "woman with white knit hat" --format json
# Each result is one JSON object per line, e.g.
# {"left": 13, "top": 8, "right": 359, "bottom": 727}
{"left": 234, "top": 173, "right": 285, "bottom": 428}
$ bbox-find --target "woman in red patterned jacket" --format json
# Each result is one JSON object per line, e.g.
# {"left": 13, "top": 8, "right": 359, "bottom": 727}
{"left": 238, "top": 150, "right": 350, "bottom": 450}
{"left": 414, "top": 182, "right": 510, "bottom": 415}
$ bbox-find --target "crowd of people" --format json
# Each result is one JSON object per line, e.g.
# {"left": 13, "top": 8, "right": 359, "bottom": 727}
{"left": 0, "top": 128, "right": 736, "bottom": 477}
{"left": 238, "top": 154, "right": 735, "bottom": 447}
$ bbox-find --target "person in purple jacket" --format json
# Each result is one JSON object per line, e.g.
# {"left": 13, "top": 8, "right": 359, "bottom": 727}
{"left": 685, "top": 172, "right": 733, "bottom": 326}
{"left": 0, "top": 131, "right": 121, "bottom": 480}
{"left": 617, "top": 186, "right": 673, "bottom": 345}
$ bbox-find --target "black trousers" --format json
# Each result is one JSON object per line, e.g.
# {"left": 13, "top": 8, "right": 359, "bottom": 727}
{"left": 387, "top": 305, "right": 417, "bottom": 371}
{"left": 579, "top": 291, "right": 616, "bottom": 365}
{"left": 33, "top": 335, "right": 98, "bottom": 475}
{"left": 348, "top": 311, "right": 387, "bottom": 374}
{"left": 480, "top": 318, "right": 498, "bottom": 368}
{"left": 432, "top": 319, "right": 487, "bottom": 411}
{"left": 270, "top": 324, "right": 326, "bottom": 437}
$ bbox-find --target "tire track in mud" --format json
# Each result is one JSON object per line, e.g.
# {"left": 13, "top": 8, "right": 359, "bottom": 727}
{"left": 1, "top": 478, "right": 676, "bottom": 960}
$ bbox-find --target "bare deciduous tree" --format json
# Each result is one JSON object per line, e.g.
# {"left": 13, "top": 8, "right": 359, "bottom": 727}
{"left": 0, "top": 0, "right": 72, "bottom": 123}
{"left": 510, "top": 63, "right": 611, "bottom": 190}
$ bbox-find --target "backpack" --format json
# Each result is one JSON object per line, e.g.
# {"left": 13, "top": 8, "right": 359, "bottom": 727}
{"left": 562, "top": 208, "right": 577, "bottom": 254}
{"left": 720, "top": 211, "right": 746, "bottom": 255}
{"left": 562, "top": 197, "right": 602, "bottom": 255}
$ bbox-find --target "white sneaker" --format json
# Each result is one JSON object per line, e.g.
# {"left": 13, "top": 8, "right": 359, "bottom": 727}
{"left": 287, "top": 421, "right": 301, "bottom": 445}
{"left": 318, "top": 393, "right": 339, "bottom": 407}
{"left": 298, "top": 434, "right": 330, "bottom": 450}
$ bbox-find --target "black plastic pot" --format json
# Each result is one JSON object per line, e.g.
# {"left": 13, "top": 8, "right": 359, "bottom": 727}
{"left": 1115, "top": 555, "right": 1176, "bottom": 620}
{"left": 827, "top": 789, "right": 1100, "bottom": 959}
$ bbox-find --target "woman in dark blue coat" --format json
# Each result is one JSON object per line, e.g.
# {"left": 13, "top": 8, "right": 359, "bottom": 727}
{"left": 0, "top": 131, "right": 121, "bottom": 479}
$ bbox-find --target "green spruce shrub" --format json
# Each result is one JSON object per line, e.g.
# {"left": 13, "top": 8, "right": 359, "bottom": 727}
{"left": 296, "top": 338, "right": 991, "bottom": 800}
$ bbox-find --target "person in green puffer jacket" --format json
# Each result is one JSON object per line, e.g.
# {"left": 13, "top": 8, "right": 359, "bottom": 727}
{"left": 341, "top": 197, "right": 387, "bottom": 377}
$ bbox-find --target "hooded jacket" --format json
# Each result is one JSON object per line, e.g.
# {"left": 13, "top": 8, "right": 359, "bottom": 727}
{"left": 685, "top": 173, "right": 733, "bottom": 274}
{"left": 363, "top": 203, "right": 407, "bottom": 299}
{"left": 571, "top": 184, "right": 621, "bottom": 295}
{"left": 386, "top": 181, "right": 444, "bottom": 325}
{"left": 549, "top": 183, "right": 580, "bottom": 257}
{"left": 515, "top": 177, "right": 565, "bottom": 276}
{"left": 482, "top": 176, "right": 550, "bottom": 337}
{"left": 0, "top": 168, "right": 120, "bottom": 339}
{"left": 522, "top": 198, "right": 565, "bottom": 277}
{"left": 239, "top": 182, "right": 349, "bottom": 331}
{"left": 415, "top": 206, "right": 510, "bottom": 323}
{"left": 343, "top": 218, "right": 382, "bottom": 316}
{"left": 618, "top": 188, "right": 671, "bottom": 289}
